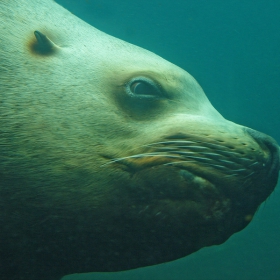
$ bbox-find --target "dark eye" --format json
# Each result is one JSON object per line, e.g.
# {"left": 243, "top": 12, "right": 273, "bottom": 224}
{"left": 131, "top": 81, "right": 158, "bottom": 96}
{"left": 126, "top": 77, "right": 162, "bottom": 98}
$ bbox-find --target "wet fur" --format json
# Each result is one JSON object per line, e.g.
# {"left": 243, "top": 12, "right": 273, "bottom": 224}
{"left": 1, "top": 1, "right": 279, "bottom": 280}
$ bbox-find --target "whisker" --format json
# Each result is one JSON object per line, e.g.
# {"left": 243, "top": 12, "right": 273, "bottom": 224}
{"left": 231, "top": 168, "right": 247, "bottom": 172}
{"left": 145, "top": 140, "right": 245, "bottom": 159}
{"left": 150, "top": 147, "right": 192, "bottom": 152}
{"left": 102, "top": 137, "right": 258, "bottom": 181}
{"left": 165, "top": 160, "right": 229, "bottom": 171}
{"left": 145, "top": 140, "right": 236, "bottom": 152}
{"left": 248, "top": 162, "right": 260, "bottom": 168}
{"left": 218, "top": 159, "right": 237, "bottom": 165}
{"left": 163, "top": 160, "right": 197, "bottom": 166}
{"left": 170, "top": 152, "right": 206, "bottom": 157}
{"left": 242, "top": 171, "right": 255, "bottom": 179}
{"left": 101, "top": 153, "right": 183, "bottom": 167}
{"left": 201, "top": 152, "right": 221, "bottom": 157}
{"left": 223, "top": 174, "right": 239, "bottom": 178}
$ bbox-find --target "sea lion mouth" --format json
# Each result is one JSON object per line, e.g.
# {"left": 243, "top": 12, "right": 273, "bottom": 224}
{"left": 103, "top": 131, "right": 278, "bottom": 212}
{"left": 106, "top": 133, "right": 267, "bottom": 182}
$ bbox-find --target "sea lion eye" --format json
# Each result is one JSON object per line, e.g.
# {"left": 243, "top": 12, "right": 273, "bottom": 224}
{"left": 127, "top": 77, "right": 162, "bottom": 98}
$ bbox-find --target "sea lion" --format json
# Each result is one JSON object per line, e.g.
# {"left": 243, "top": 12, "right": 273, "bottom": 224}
{"left": 0, "top": 0, "right": 279, "bottom": 280}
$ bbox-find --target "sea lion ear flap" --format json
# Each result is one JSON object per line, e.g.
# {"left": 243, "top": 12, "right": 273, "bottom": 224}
{"left": 32, "top": 30, "right": 59, "bottom": 55}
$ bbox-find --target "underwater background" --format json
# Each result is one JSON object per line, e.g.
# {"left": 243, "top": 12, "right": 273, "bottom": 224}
{"left": 55, "top": 0, "right": 280, "bottom": 279}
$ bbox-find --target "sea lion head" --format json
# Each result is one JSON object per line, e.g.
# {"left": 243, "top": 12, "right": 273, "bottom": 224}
{"left": 1, "top": 0, "right": 279, "bottom": 279}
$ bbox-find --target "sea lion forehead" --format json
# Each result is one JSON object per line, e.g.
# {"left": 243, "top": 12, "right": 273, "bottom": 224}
{"left": 70, "top": 22, "right": 193, "bottom": 86}
{"left": 94, "top": 40, "right": 202, "bottom": 94}
{"left": 93, "top": 44, "right": 215, "bottom": 114}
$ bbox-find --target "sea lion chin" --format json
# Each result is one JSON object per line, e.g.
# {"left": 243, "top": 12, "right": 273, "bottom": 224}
{"left": 0, "top": 0, "right": 279, "bottom": 280}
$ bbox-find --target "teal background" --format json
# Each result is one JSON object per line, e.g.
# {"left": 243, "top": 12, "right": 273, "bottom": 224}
{"left": 55, "top": 1, "right": 280, "bottom": 279}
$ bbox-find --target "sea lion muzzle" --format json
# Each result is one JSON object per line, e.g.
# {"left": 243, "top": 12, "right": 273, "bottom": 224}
{"left": 245, "top": 127, "right": 280, "bottom": 176}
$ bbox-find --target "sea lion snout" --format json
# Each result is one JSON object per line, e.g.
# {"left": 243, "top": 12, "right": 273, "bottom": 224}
{"left": 245, "top": 127, "right": 280, "bottom": 177}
